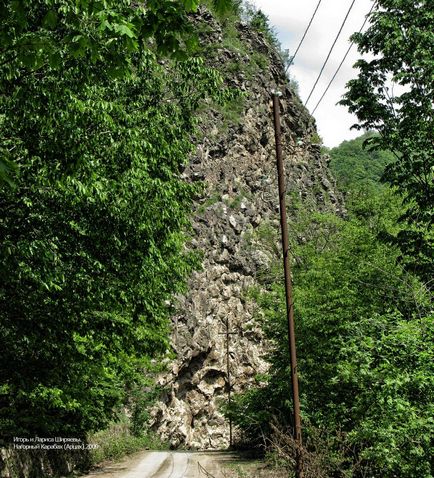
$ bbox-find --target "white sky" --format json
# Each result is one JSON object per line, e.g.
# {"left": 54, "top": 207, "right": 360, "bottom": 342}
{"left": 251, "top": 0, "right": 374, "bottom": 147}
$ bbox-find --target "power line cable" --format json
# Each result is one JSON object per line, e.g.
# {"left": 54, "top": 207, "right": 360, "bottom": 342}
{"left": 311, "top": 2, "right": 376, "bottom": 115}
{"left": 285, "top": 0, "right": 324, "bottom": 73}
{"left": 305, "top": 0, "right": 358, "bottom": 106}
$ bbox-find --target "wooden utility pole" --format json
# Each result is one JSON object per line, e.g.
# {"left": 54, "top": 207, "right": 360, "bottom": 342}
{"left": 272, "top": 91, "right": 303, "bottom": 477}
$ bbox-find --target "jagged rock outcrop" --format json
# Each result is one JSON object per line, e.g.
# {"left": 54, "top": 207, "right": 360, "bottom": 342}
{"left": 151, "top": 8, "right": 341, "bottom": 449}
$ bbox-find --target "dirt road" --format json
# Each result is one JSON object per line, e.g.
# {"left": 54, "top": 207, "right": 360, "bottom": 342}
{"left": 83, "top": 450, "right": 236, "bottom": 478}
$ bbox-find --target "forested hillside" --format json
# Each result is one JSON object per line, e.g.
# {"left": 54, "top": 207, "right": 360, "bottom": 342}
{"left": 328, "top": 132, "right": 394, "bottom": 191}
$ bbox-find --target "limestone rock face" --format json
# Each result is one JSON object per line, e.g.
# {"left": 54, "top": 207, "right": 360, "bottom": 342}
{"left": 151, "top": 9, "right": 341, "bottom": 450}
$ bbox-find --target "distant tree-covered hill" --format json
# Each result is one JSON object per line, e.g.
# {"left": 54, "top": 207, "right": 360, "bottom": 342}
{"left": 328, "top": 132, "right": 395, "bottom": 191}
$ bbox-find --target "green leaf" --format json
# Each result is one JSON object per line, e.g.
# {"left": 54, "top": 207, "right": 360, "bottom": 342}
{"left": 114, "top": 23, "right": 135, "bottom": 38}
{"left": 42, "top": 10, "right": 58, "bottom": 29}
{"left": 48, "top": 50, "right": 62, "bottom": 69}
{"left": 183, "top": 0, "right": 199, "bottom": 12}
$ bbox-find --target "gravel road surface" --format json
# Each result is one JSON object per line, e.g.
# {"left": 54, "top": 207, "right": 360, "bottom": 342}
{"left": 83, "top": 450, "right": 235, "bottom": 478}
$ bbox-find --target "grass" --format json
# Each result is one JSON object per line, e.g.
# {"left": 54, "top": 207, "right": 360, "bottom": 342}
{"left": 228, "top": 194, "right": 243, "bottom": 209}
{"left": 87, "top": 418, "right": 167, "bottom": 466}
{"left": 222, "top": 456, "right": 289, "bottom": 478}
{"left": 197, "top": 192, "right": 222, "bottom": 213}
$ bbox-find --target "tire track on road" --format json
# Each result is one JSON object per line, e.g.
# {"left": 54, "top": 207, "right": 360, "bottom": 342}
{"left": 150, "top": 453, "right": 173, "bottom": 478}
{"left": 168, "top": 452, "right": 190, "bottom": 478}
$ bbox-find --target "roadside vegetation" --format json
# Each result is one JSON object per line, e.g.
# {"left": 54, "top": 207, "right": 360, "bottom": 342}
{"left": 228, "top": 180, "right": 433, "bottom": 476}
{"left": 88, "top": 416, "right": 167, "bottom": 466}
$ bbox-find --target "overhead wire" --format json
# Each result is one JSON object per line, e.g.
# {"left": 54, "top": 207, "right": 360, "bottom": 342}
{"left": 304, "top": 0, "right": 358, "bottom": 106}
{"left": 285, "top": 0, "right": 324, "bottom": 74}
{"left": 311, "top": 1, "right": 377, "bottom": 115}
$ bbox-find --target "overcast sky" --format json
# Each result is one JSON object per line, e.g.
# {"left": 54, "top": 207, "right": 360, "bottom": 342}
{"left": 251, "top": 0, "right": 374, "bottom": 147}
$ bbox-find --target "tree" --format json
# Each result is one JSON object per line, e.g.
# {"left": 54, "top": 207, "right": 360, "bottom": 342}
{"left": 340, "top": 0, "right": 434, "bottom": 281}
{"left": 0, "top": 0, "right": 235, "bottom": 185}
{"left": 0, "top": 0, "right": 235, "bottom": 441}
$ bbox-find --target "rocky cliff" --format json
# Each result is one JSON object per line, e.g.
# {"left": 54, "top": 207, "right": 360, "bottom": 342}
{"left": 151, "top": 7, "right": 341, "bottom": 449}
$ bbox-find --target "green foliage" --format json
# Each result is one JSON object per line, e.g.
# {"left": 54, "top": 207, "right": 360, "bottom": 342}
{"left": 202, "top": 0, "right": 289, "bottom": 83}
{"left": 88, "top": 415, "right": 167, "bottom": 465}
{"left": 240, "top": 3, "right": 279, "bottom": 50}
{"left": 199, "top": 2, "right": 271, "bottom": 86}
{"left": 329, "top": 132, "right": 395, "bottom": 192}
{"left": 309, "top": 132, "right": 323, "bottom": 146}
{"left": 201, "top": 0, "right": 242, "bottom": 20}
{"left": 0, "top": 0, "right": 210, "bottom": 185}
{"left": 0, "top": 0, "right": 232, "bottom": 440}
{"left": 340, "top": 0, "right": 434, "bottom": 281}
{"left": 227, "top": 190, "right": 433, "bottom": 477}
